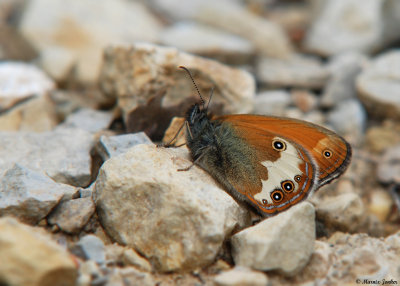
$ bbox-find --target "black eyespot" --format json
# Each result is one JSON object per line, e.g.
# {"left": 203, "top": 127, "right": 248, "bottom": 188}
{"left": 272, "top": 139, "right": 286, "bottom": 151}
{"left": 262, "top": 199, "right": 268, "bottom": 205}
{"left": 271, "top": 190, "right": 284, "bottom": 203}
{"left": 294, "top": 175, "right": 302, "bottom": 182}
{"left": 281, "top": 180, "right": 295, "bottom": 193}
{"left": 323, "top": 149, "right": 332, "bottom": 158}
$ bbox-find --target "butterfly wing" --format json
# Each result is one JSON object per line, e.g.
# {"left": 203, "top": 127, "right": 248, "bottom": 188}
{"left": 208, "top": 114, "right": 351, "bottom": 216}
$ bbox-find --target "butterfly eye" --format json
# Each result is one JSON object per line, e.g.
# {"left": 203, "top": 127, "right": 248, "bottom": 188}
{"left": 281, "top": 180, "right": 295, "bottom": 193}
{"left": 272, "top": 139, "right": 286, "bottom": 151}
{"left": 323, "top": 149, "right": 332, "bottom": 158}
{"left": 294, "top": 175, "right": 302, "bottom": 182}
{"left": 271, "top": 190, "right": 284, "bottom": 203}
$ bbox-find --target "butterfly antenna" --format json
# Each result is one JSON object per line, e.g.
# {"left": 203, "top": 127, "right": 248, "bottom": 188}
{"left": 179, "top": 66, "right": 205, "bottom": 108}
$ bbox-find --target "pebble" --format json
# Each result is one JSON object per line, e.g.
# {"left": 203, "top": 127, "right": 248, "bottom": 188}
{"left": 365, "top": 123, "right": 400, "bottom": 153}
{"left": 214, "top": 266, "right": 269, "bottom": 286}
{"left": 71, "top": 234, "right": 106, "bottom": 264}
{"left": 321, "top": 52, "right": 368, "bottom": 108}
{"left": 367, "top": 189, "right": 393, "bottom": 222}
{"left": 153, "top": 0, "right": 293, "bottom": 58}
{"left": 122, "top": 248, "right": 153, "bottom": 272}
{"left": 252, "top": 90, "right": 291, "bottom": 116}
{"left": 20, "top": 0, "right": 163, "bottom": 83}
{"left": 0, "top": 164, "right": 77, "bottom": 224}
{"left": 231, "top": 202, "right": 315, "bottom": 276}
{"left": 0, "top": 62, "right": 54, "bottom": 111}
{"left": 95, "top": 132, "right": 153, "bottom": 161}
{"left": 357, "top": 50, "right": 400, "bottom": 120}
{"left": 94, "top": 144, "right": 251, "bottom": 272}
{"left": 0, "top": 217, "right": 78, "bottom": 286}
{"left": 0, "top": 128, "right": 93, "bottom": 186}
{"left": 160, "top": 21, "right": 254, "bottom": 64}
{"left": 100, "top": 43, "right": 255, "bottom": 118}
{"left": 291, "top": 89, "right": 319, "bottom": 113}
{"left": 256, "top": 53, "right": 329, "bottom": 89}
{"left": 57, "top": 108, "right": 113, "bottom": 133}
{"left": 377, "top": 145, "right": 400, "bottom": 184}
{"left": 47, "top": 197, "right": 95, "bottom": 234}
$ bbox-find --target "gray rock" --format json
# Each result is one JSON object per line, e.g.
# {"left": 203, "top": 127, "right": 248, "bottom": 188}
{"left": 94, "top": 144, "right": 251, "bottom": 272}
{"left": 160, "top": 21, "right": 254, "bottom": 64}
{"left": 57, "top": 108, "right": 113, "bottom": 133}
{"left": 20, "top": 0, "right": 163, "bottom": 83}
{"left": 327, "top": 99, "right": 366, "bottom": 142}
{"left": 214, "top": 266, "right": 269, "bottom": 286}
{"left": 0, "top": 128, "right": 94, "bottom": 186}
{"left": 0, "top": 164, "right": 77, "bottom": 224}
{"left": 321, "top": 52, "right": 368, "bottom": 108}
{"left": 0, "top": 217, "right": 78, "bottom": 286}
{"left": 377, "top": 145, "right": 400, "bottom": 184}
{"left": 231, "top": 202, "right": 315, "bottom": 276}
{"left": 95, "top": 132, "right": 153, "bottom": 161}
{"left": 47, "top": 197, "right": 95, "bottom": 234}
{"left": 253, "top": 90, "right": 291, "bottom": 116}
{"left": 256, "top": 54, "right": 329, "bottom": 89}
{"left": 357, "top": 50, "right": 400, "bottom": 120}
{"left": 0, "top": 62, "right": 55, "bottom": 111}
{"left": 72, "top": 234, "right": 106, "bottom": 264}
{"left": 305, "top": 0, "right": 384, "bottom": 56}
{"left": 152, "top": 0, "right": 292, "bottom": 58}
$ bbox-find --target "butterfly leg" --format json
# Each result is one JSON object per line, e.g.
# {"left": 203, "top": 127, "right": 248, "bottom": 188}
{"left": 157, "top": 120, "right": 186, "bottom": 148}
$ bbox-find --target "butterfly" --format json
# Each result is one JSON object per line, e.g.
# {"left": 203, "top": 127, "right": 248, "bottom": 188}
{"left": 169, "top": 66, "right": 352, "bottom": 217}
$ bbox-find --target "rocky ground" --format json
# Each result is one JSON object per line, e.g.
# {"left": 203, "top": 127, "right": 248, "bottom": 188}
{"left": 0, "top": 0, "right": 400, "bottom": 285}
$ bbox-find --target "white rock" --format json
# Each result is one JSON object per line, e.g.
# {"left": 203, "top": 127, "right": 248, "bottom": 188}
{"left": 0, "top": 164, "right": 77, "bottom": 224}
{"left": 256, "top": 54, "right": 329, "bottom": 88}
{"left": 95, "top": 132, "right": 153, "bottom": 161}
{"left": 214, "top": 266, "right": 268, "bottom": 286}
{"left": 356, "top": 50, "right": 400, "bottom": 120}
{"left": 94, "top": 144, "right": 251, "bottom": 272}
{"left": 0, "top": 217, "right": 78, "bottom": 286}
{"left": 0, "top": 62, "right": 55, "bottom": 110}
{"left": 253, "top": 90, "right": 291, "bottom": 116}
{"left": 0, "top": 128, "right": 93, "bottom": 186}
{"left": 100, "top": 43, "right": 255, "bottom": 118}
{"left": 321, "top": 52, "right": 368, "bottom": 108}
{"left": 122, "top": 248, "right": 153, "bottom": 272}
{"left": 20, "top": 0, "right": 163, "bottom": 83}
{"left": 231, "top": 202, "right": 315, "bottom": 276}
{"left": 160, "top": 22, "right": 254, "bottom": 64}
{"left": 152, "top": 0, "right": 292, "bottom": 58}
{"left": 57, "top": 108, "right": 113, "bottom": 133}
{"left": 305, "top": 0, "right": 384, "bottom": 56}
{"left": 315, "top": 192, "right": 366, "bottom": 233}
{"left": 47, "top": 197, "right": 95, "bottom": 234}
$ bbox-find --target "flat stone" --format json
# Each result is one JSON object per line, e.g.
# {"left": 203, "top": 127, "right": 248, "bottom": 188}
{"left": 153, "top": 0, "right": 292, "bottom": 58}
{"left": 94, "top": 144, "right": 251, "bottom": 272}
{"left": 20, "top": 0, "right": 163, "bottom": 83}
{"left": 0, "top": 62, "right": 54, "bottom": 111}
{"left": 214, "top": 267, "right": 269, "bottom": 286}
{"left": 0, "top": 217, "right": 78, "bottom": 286}
{"left": 95, "top": 132, "right": 153, "bottom": 161}
{"left": 160, "top": 21, "right": 254, "bottom": 64}
{"left": 231, "top": 202, "right": 315, "bottom": 276}
{"left": 0, "top": 164, "right": 77, "bottom": 224}
{"left": 71, "top": 234, "right": 106, "bottom": 264}
{"left": 0, "top": 128, "right": 93, "bottom": 186}
{"left": 57, "top": 108, "right": 113, "bottom": 133}
{"left": 47, "top": 197, "right": 95, "bottom": 234}
{"left": 256, "top": 54, "right": 329, "bottom": 89}
{"left": 357, "top": 50, "right": 400, "bottom": 120}
{"left": 100, "top": 43, "right": 255, "bottom": 118}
